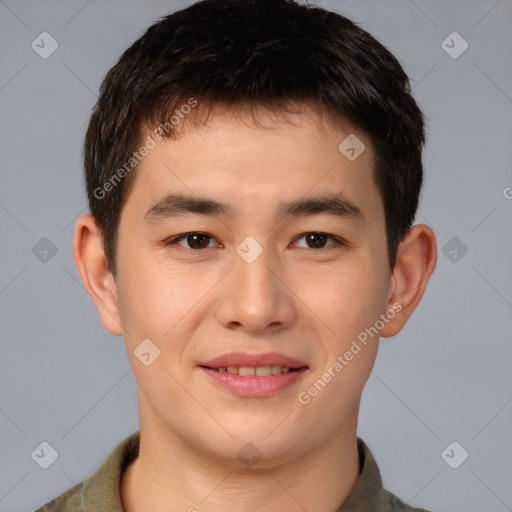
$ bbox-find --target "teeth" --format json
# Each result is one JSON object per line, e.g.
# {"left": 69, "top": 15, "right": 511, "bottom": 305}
{"left": 239, "top": 366, "right": 255, "bottom": 376}
{"left": 255, "top": 366, "right": 272, "bottom": 377}
{"left": 216, "top": 366, "right": 292, "bottom": 376}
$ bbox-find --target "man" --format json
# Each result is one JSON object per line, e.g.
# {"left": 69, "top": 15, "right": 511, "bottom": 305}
{"left": 36, "top": 0, "right": 436, "bottom": 510}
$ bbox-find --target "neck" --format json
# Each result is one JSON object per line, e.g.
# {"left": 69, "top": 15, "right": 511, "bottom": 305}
{"left": 121, "top": 398, "right": 360, "bottom": 512}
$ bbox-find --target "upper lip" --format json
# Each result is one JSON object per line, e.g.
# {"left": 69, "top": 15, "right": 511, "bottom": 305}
{"left": 200, "top": 352, "right": 308, "bottom": 369}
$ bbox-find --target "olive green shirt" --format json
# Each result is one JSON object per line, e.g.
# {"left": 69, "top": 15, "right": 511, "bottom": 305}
{"left": 35, "top": 432, "right": 431, "bottom": 512}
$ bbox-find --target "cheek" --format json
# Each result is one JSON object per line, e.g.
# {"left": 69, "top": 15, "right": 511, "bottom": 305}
{"left": 114, "top": 250, "right": 223, "bottom": 369}
{"left": 293, "top": 253, "right": 388, "bottom": 407}
{"left": 294, "top": 262, "right": 384, "bottom": 432}
{"left": 303, "top": 256, "right": 388, "bottom": 343}
{"left": 114, "top": 248, "right": 181, "bottom": 346}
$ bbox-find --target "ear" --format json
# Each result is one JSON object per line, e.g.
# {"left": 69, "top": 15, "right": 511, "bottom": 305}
{"left": 73, "top": 214, "right": 123, "bottom": 336}
{"left": 380, "top": 224, "right": 437, "bottom": 338}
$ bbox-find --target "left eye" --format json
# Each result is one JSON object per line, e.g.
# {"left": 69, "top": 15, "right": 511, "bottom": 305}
{"left": 169, "top": 233, "right": 218, "bottom": 250}
{"left": 293, "top": 232, "right": 339, "bottom": 250}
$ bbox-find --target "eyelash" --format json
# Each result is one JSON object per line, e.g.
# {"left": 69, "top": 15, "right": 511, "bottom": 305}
{"left": 164, "top": 231, "right": 346, "bottom": 253}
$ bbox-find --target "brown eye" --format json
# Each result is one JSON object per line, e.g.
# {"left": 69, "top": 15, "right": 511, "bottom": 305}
{"left": 167, "top": 232, "right": 217, "bottom": 250}
{"left": 186, "top": 233, "right": 211, "bottom": 249}
{"left": 305, "top": 233, "right": 328, "bottom": 248}
{"left": 294, "top": 232, "right": 338, "bottom": 250}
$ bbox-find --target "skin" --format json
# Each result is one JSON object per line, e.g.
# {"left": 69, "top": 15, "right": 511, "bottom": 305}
{"left": 74, "top": 104, "right": 437, "bottom": 512}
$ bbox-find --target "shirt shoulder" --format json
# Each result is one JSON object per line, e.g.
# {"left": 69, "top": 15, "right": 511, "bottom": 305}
{"left": 34, "top": 431, "right": 140, "bottom": 512}
{"left": 374, "top": 488, "right": 432, "bottom": 512}
{"left": 34, "top": 483, "right": 82, "bottom": 511}
{"left": 338, "top": 438, "right": 432, "bottom": 512}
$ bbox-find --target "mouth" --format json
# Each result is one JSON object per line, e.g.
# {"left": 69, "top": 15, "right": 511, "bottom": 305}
{"left": 202, "top": 365, "right": 302, "bottom": 376}
{"left": 199, "top": 352, "right": 309, "bottom": 398}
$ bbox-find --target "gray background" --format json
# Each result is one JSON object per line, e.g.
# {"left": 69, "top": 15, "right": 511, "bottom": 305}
{"left": 1, "top": 1, "right": 511, "bottom": 511}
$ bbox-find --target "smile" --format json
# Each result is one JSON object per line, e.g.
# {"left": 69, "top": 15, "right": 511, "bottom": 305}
{"left": 210, "top": 365, "right": 297, "bottom": 376}
{"left": 200, "top": 367, "right": 308, "bottom": 397}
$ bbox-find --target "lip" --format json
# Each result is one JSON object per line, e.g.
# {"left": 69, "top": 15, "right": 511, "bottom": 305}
{"left": 199, "top": 352, "right": 309, "bottom": 398}
{"left": 201, "top": 352, "right": 307, "bottom": 369}
{"left": 200, "top": 367, "right": 308, "bottom": 398}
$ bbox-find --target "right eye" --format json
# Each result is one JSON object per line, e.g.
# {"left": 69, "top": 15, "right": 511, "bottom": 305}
{"left": 164, "top": 232, "right": 220, "bottom": 251}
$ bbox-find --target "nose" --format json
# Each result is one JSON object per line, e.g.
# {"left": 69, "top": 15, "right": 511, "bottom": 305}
{"left": 215, "top": 245, "right": 297, "bottom": 334}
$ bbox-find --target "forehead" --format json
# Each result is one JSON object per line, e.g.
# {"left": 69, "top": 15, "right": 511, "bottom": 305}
{"left": 125, "top": 103, "right": 382, "bottom": 220}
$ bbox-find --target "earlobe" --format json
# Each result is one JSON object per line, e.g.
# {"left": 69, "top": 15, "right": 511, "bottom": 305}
{"left": 73, "top": 214, "right": 123, "bottom": 336}
{"left": 380, "top": 224, "right": 437, "bottom": 338}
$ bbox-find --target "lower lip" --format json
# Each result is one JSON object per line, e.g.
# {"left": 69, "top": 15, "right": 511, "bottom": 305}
{"left": 200, "top": 367, "right": 307, "bottom": 398}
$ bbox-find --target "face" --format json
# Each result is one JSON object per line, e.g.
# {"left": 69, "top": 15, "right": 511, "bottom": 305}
{"left": 112, "top": 105, "right": 393, "bottom": 467}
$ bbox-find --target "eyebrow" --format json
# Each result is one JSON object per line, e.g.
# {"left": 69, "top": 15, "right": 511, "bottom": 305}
{"left": 144, "top": 194, "right": 231, "bottom": 221}
{"left": 144, "top": 193, "right": 363, "bottom": 222}
{"left": 278, "top": 193, "right": 362, "bottom": 220}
